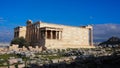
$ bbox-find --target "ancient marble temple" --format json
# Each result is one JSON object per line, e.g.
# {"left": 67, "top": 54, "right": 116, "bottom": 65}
{"left": 14, "top": 20, "right": 94, "bottom": 49}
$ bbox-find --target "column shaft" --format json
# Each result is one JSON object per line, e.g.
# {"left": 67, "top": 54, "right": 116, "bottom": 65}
{"left": 51, "top": 30, "right": 53, "bottom": 39}
{"left": 45, "top": 30, "right": 47, "bottom": 39}
{"left": 59, "top": 31, "right": 62, "bottom": 40}
{"left": 55, "top": 31, "right": 57, "bottom": 39}
{"left": 89, "top": 29, "right": 93, "bottom": 46}
{"left": 61, "top": 31, "right": 62, "bottom": 40}
{"left": 57, "top": 31, "right": 59, "bottom": 39}
{"left": 91, "top": 29, "right": 93, "bottom": 46}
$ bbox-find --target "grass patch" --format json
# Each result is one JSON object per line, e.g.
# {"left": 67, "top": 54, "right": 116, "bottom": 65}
{"left": 0, "top": 54, "right": 18, "bottom": 60}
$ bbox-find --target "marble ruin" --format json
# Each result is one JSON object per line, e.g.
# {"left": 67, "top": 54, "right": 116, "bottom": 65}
{"left": 14, "top": 20, "right": 94, "bottom": 49}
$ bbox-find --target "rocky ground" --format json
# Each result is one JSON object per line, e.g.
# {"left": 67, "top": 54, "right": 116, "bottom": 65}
{"left": 30, "top": 53, "right": 120, "bottom": 68}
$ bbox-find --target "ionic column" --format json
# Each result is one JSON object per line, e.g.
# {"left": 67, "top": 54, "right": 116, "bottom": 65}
{"left": 50, "top": 30, "right": 53, "bottom": 39}
{"left": 91, "top": 29, "right": 93, "bottom": 46}
{"left": 59, "top": 31, "right": 61, "bottom": 40}
{"left": 90, "top": 28, "right": 93, "bottom": 46}
{"left": 29, "top": 26, "right": 31, "bottom": 42}
{"left": 38, "top": 29, "right": 40, "bottom": 40}
{"left": 45, "top": 30, "right": 47, "bottom": 39}
{"left": 57, "top": 31, "right": 59, "bottom": 39}
{"left": 55, "top": 31, "right": 57, "bottom": 39}
{"left": 59, "top": 31, "right": 62, "bottom": 40}
{"left": 61, "top": 31, "right": 62, "bottom": 40}
{"left": 32, "top": 27, "right": 35, "bottom": 41}
{"left": 28, "top": 27, "right": 29, "bottom": 41}
{"left": 31, "top": 27, "right": 33, "bottom": 41}
{"left": 36, "top": 28, "right": 38, "bottom": 41}
{"left": 34, "top": 28, "right": 36, "bottom": 41}
{"left": 38, "top": 29, "right": 39, "bottom": 41}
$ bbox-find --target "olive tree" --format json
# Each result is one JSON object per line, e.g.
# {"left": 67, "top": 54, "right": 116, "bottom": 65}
{"left": 11, "top": 37, "right": 29, "bottom": 48}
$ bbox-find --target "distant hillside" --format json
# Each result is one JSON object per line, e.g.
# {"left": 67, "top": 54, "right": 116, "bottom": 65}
{"left": 0, "top": 28, "right": 13, "bottom": 43}
{"left": 0, "top": 43, "right": 10, "bottom": 46}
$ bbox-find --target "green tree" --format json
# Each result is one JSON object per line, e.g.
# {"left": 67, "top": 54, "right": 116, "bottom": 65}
{"left": 11, "top": 37, "right": 29, "bottom": 48}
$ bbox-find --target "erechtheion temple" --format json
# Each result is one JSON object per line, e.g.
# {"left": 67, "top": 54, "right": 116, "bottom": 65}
{"left": 14, "top": 20, "right": 94, "bottom": 49}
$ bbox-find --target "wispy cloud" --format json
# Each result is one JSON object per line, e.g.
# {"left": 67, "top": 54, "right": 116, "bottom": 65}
{"left": 93, "top": 23, "right": 120, "bottom": 42}
{"left": 0, "top": 26, "right": 13, "bottom": 43}
{"left": 0, "top": 17, "right": 7, "bottom": 23}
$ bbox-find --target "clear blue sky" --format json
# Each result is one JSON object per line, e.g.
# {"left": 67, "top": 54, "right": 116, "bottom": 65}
{"left": 0, "top": 0, "right": 120, "bottom": 42}
{"left": 0, "top": 0, "right": 120, "bottom": 26}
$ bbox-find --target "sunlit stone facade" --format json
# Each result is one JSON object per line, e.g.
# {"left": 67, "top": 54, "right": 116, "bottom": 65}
{"left": 14, "top": 20, "right": 94, "bottom": 49}
{"left": 14, "top": 26, "right": 26, "bottom": 38}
